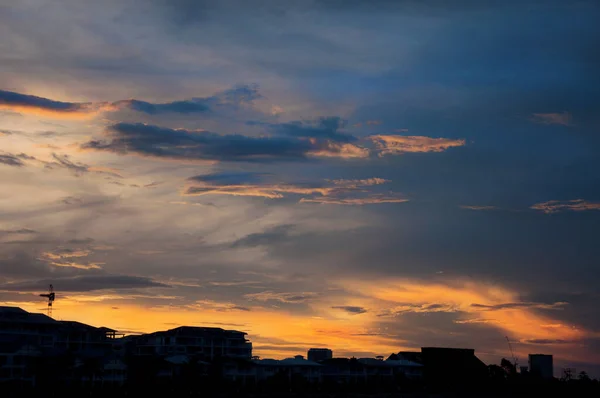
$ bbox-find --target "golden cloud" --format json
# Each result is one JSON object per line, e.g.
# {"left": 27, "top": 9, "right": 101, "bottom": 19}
{"left": 370, "top": 135, "right": 466, "bottom": 156}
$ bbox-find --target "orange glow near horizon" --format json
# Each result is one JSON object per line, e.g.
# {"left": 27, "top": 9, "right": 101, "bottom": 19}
{"left": 2, "top": 276, "right": 591, "bottom": 363}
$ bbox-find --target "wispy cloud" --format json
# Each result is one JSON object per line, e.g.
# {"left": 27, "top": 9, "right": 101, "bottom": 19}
{"left": 0, "top": 228, "right": 37, "bottom": 235}
{"left": 377, "top": 303, "right": 459, "bottom": 317}
{"left": 460, "top": 205, "right": 498, "bottom": 211}
{"left": 331, "top": 305, "right": 368, "bottom": 315}
{"left": 470, "top": 301, "right": 568, "bottom": 311}
{"left": 0, "top": 275, "right": 169, "bottom": 292}
{"left": 81, "top": 122, "right": 367, "bottom": 162}
{"left": 522, "top": 339, "right": 573, "bottom": 345}
{"left": 188, "top": 299, "right": 251, "bottom": 312}
{"left": 42, "top": 249, "right": 92, "bottom": 260}
{"left": 531, "top": 199, "right": 600, "bottom": 214}
{"left": 183, "top": 172, "right": 398, "bottom": 204}
{"left": 0, "top": 89, "right": 109, "bottom": 118}
{"left": 245, "top": 291, "right": 319, "bottom": 303}
{"left": 531, "top": 112, "right": 572, "bottom": 126}
{"left": 299, "top": 195, "right": 408, "bottom": 205}
{"left": 370, "top": 135, "right": 466, "bottom": 156}
{"left": 0, "top": 152, "right": 35, "bottom": 167}
{"left": 0, "top": 85, "right": 261, "bottom": 119}
{"left": 48, "top": 261, "right": 103, "bottom": 270}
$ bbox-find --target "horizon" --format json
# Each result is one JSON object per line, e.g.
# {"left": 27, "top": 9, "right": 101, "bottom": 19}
{"left": 1, "top": 0, "right": 600, "bottom": 380}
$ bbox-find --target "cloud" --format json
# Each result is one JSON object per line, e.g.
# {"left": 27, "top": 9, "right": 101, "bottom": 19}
{"left": 67, "top": 238, "right": 95, "bottom": 245}
{"left": 378, "top": 303, "right": 459, "bottom": 317}
{"left": 331, "top": 305, "right": 368, "bottom": 314}
{"left": 230, "top": 224, "right": 295, "bottom": 247}
{"left": 530, "top": 199, "right": 600, "bottom": 214}
{"left": 370, "top": 135, "right": 466, "bottom": 156}
{"left": 470, "top": 301, "right": 568, "bottom": 311}
{"left": 0, "top": 275, "right": 169, "bottom": 292}
{"left": 0, "top": 89, "right": 110, "bottom": 118}
{"left": 47, "top": 261, "right": 103, "bottom": 270}
{"left": 188, "top": 299, "right": 251, "bottom": 312}
{"left": 43, "top": 153, "right": 89, "bottom": 175}
{"left": 42, "top": 249, "right": 92, "bottom": 260}
{"left": 299, "top": 195, "right": 409, "bottom": 205}
{"left": 267, "top": 116, "right": 356, "bottom": 143}
{"left": 460, "top": 205, "right": 498, "bottom": 211}
{"left": 0, "top": 85, "right": 262, "bottom": 118}
{"left": 523, "top": 339, "right": 573, "bottom": 345}
{"left": 38, "top": 247, "right": 103, "bottom": 270}
{"left": 0, "top": 152, "right": 35, "bottom": 167}
{"left": 184, "top": 173, "right": 334, "bottom": 199}
{"left": 113, "top": 84, "right": 261, "bottom": 115}
{"left": 81, "top": 122, "right": 368, "bottom": 162}
{"left": 0, "top": 228, "right": 37, "bottom": 235}
{"left": 183, "top": 172, "right": 396, "bottom": 202}
{"left": 531, "top": 112, "right": 572, "bottom": 126}
{"left": 245, "top": 291, "right": 319, "bottom": 303}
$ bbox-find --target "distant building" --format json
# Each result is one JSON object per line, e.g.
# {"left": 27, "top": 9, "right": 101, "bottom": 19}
{"left": 130, "top": 326, "right": 252, "bottom": 360}
{"left": 307, "top": 348, "right": 333, "bottom": 362}
{"left": 529, "top": 354, "right": 553, "bottom": 379}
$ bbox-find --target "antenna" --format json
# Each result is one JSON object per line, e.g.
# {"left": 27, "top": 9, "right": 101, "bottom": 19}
{"left": 39, "top": 284, "right": 55, "bottom": 317}
{"left": 505, "top": 336, "right": 518, "bottom": 369}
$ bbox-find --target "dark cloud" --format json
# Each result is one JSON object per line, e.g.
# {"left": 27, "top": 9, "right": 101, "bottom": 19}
{"left": 331, "top": 305, "right": 367, "bottom": 314}
{"left": 0, "top": 152, "right": 33, "bottom": 167}
{"left": 44, "top": 153, "right": 88, "bottom": 175}
{"left": 81, "top": 122, "right": 368, "bottom": 162}
{"left": 470, "top": 302, "right": 568, "bottom": 311}
{"left": 113, "top": 99, "right": 210, "bottom": 115}
{"left": 523, "top": 339, "right": 573, "bottom": 345}
{"left": 245, "top": 291, "right": 319, "bottom": 303}
{"left": 0, "top": 89, "right": 92, "bottom": 113}
{"left": 265, "top": 116, "right": 356, "bottom": 143}
{"left": 111, "top": 84, "right": 260, "bottom": 115}
{"left": 0, "top": 275, "right": 169, "bottom": 292}
{"left": 0, "top": 228, "right": 37, "bottom": 235}
{"left": 0, "top": 85, "right": 260, "bottom": 117}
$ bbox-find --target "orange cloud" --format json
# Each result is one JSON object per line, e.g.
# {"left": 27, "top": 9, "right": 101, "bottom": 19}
{"left": 531, "top": 112, "right": 572, "bottom": 126}
{"left": 338, "top": 278, "right": 585, "bottom": 345}
{"left": 531, "top": 199, "right": 600, "bottom": 214}
{"left": 370, "top": 135, "right": 466, "bottom": 156}
{"left": 183, "top": 175, "right": 394, "bottom": 201}
{"left": 307, "top": 142, "right": 370, "bottom": 159}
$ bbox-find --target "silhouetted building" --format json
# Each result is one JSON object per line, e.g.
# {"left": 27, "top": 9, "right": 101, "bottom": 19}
{"left": 360, "top": 357, "right": 423, "bottom": 379}
{"left": 0, "top": 306, "right": 118, "bottom": 386}
{"left": 387, "top": 351, "right": 423, "bottom": 364}
{"left": 529, "top": 354, "right": 553, "bottom": 380}
{"left": 420, "top": 347, "right": 488, "bottom": 386}
{"left": 130, "top": 326, "right": 252, "bottom": 360}
{"left": 308, "top": 348, "right": 332, "bottom": 362}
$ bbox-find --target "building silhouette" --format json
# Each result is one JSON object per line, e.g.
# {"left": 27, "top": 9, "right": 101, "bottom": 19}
{"left": 307, "top": 348, "right": 332, "bottom": 362}
{"left": 529, "top": 354, "right": 553, "bottom": 380}
{"left": 128, "top": 326, "right": 252, "bottom": 360}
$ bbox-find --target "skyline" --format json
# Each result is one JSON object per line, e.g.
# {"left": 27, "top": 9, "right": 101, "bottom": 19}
{"left": 1, "top": 0, "right": 600, "bottom": 377}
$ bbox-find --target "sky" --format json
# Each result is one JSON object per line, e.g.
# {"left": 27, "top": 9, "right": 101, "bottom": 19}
{"left": 1, "top": 0, "right": 600, "bottom": 377}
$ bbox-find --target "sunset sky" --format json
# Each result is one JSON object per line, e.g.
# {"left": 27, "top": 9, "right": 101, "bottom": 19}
{"left": 1, "top": 0, "right": 600, "bottom": 377}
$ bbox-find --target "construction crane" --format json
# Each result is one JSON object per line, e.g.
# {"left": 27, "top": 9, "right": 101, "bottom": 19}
{"left": 505, "top": 336, "right": 518, "bottom": 369}
{"left": 39, "top": 284, "right": 55, "bottom": 317}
